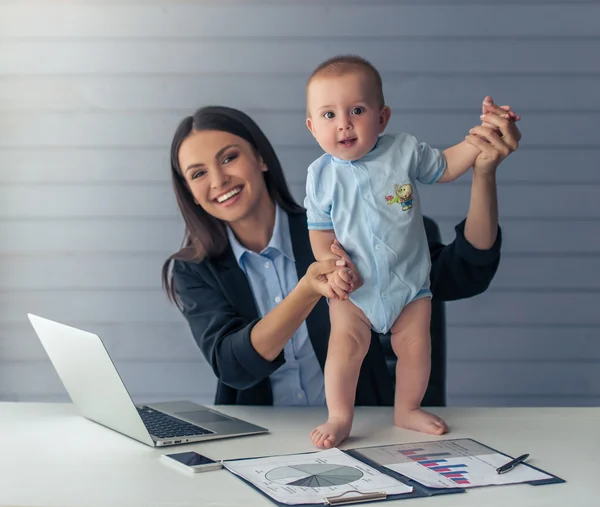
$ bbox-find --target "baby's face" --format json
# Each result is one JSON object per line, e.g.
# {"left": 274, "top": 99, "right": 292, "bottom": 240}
{"left": 306, "top": 72, "right": 389, "bottom": 161}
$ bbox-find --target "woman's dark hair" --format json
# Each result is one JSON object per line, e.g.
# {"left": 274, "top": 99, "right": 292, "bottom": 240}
{"left": 161, "top": 105, "right": 304, "bottom": 304}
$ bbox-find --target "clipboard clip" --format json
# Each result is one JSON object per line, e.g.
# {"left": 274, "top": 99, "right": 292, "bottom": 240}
{"left": 324, "top": 490, "right": 387, "bottom": 505}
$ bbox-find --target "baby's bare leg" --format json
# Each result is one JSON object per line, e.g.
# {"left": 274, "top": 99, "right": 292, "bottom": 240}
{"left": 310, "top": 299, "right": 371, "bottom": 449}
{"left": 390, "top": 297, "right": 448, "bottom": 435}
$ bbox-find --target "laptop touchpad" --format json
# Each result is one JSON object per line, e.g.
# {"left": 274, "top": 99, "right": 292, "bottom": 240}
{"left": 175, "top": 410, "right": 232, "bottom": 424}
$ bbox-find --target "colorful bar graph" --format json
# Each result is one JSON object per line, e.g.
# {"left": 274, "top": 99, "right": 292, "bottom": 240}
{"left": 408, "top": 453, "right": 452, "bottom": 460}
{"left": 399, "top": 448, "right": 424, "bottom": 455}
{"left": 419, "top": 459, "right": 447, "bottom": 465}
{"left": 401, "top": 448, "right": 472, "bottom": 485}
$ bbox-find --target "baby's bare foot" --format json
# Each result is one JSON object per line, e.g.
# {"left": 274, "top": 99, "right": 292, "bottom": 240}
{"left": 310, "top": 417, "right": 353, "bottom": 449}
{"left": 394, "top": 408, "right": 448, "bottom": 435}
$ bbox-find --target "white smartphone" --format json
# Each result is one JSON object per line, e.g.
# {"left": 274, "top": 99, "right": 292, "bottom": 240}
{"left": 160, "top": 451, "right": 223, "bottom": 474}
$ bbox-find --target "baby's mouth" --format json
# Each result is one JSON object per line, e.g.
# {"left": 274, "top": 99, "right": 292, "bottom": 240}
{"left": 339, "top": 138, "right": 357, "bottom": 147}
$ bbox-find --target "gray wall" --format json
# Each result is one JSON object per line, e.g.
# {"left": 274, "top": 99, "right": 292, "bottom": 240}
{"left": 1, "top": 1, "right": 598, "bottom": 406}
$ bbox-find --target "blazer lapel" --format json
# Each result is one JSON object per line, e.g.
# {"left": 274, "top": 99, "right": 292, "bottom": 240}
{"left": 289, "top": 212, "right": 330, "bottom": 370}
{"left": 215, "top": 248, "right": 259, "bottom": 322}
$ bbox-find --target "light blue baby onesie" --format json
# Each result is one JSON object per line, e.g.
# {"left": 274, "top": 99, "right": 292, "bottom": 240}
{"left": 304, "top": 133, "right": 446, "bottom": 334}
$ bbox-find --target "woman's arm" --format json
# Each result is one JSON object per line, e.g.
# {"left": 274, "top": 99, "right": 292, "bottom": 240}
{"left": 464, "top": 101, "right": 520, "bottom": 249}
{"left": 429, "top": 104, "right": 521, "bottom": 301}
{"left": 172, "top": 258, "right": 341, "bottom": 390}
{"left": 428, "top": 219, "right": 502, "bottom": 302}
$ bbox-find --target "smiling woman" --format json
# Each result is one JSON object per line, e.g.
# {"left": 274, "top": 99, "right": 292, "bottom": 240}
{"left": 179, "top": 131, "right": 271, "bottom": 237}
{"left": 162, "top": 107, "right": 306, "bottom": 266}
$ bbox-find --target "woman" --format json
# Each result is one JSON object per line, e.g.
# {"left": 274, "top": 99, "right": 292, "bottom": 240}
{"left": 162, "top": 101, "right": 520, "bottom": 407}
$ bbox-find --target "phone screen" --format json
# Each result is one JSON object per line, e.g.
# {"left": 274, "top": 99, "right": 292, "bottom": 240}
{"left": 166, "top": 452, "right": 216, "bottom": 466}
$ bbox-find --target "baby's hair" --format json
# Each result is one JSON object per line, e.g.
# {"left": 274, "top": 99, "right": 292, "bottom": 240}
{"left": 306, "top": 54, "right": 385, "bottom": 115}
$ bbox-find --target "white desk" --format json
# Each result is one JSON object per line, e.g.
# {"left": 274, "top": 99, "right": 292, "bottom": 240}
{"left": 0, "top": 403, "right": 597, "bottom": 506}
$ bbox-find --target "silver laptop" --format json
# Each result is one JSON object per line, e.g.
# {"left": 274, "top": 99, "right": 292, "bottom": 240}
{"left": 27, "top": 313, "right": 268, "bottom": 447}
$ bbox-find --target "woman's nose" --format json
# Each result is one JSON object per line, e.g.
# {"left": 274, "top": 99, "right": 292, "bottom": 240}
{"left": 209, "top": 169, "right": 229, "bottom": 189}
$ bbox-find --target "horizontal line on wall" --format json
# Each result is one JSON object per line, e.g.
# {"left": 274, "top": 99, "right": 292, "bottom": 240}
{"left": 2, "top": 180, "right": 597, "bottom": 188}
{"left": 5, "top": 1, "right": 592, "bottom": 5}
{"left": 5, "top": 359, "right": 600, "bottom": 368}
{"left": 1, "top": 251, "right": 597, "bottom": 260}
{"left": 449, "top": 358, "right": 600, "bottom": 365}
{"left": 2, "top": 71, "right": 600, "bottom": 78}
{"left": 3, "top": 35, "right": 600, "bottom": 42}
{"left": 3, "top": 287, "right": 599, "bottom": 294}
{"left": 0, "top": 392, "right": 211, "bottom": 401}
{"left": 501, "top": 251, "right": 600, "bottom": 259}
{"left": 487, "top": 287, "right": 600, "bottom": 294}
{"left": 2, "top": 216, "right": 600, "bottom": 223}
{"left": 12, "top": 358, "right": 600, "bottom": 367}
{"left": 0, "top": 358, "right": 206, "bottom": 366}
{"left": 448, "top": 393, "right": 600, "bottom": 400}
{"left": 447, "top": 322, "right": 600, "bottom": 329}
{"left": 1, "top": 144, "right": 598, "bottom": 152}
{"left": 6, "top": 320, "right": 596, "bottom": 332}
{"left": 0, "top": 321, "right": 186, "bottom": 331}
{"left": 1, "top": 108, "right": 599, "bottom": 116}
{"left": 1, "top": 109, "right": 598, "bottom": 118}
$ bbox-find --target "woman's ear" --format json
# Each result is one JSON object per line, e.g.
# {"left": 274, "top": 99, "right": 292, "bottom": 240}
{"left": 258, "top": 156, "right": 268, "bottom": 172}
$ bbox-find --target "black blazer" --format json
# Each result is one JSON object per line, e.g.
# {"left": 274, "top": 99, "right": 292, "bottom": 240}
{"left": 172, "top": 211, "right": 501, "bottom": 406}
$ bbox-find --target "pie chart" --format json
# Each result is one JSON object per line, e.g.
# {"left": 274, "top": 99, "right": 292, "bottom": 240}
{"left": 265, "top": 464, "right": 363, "bottom": 487}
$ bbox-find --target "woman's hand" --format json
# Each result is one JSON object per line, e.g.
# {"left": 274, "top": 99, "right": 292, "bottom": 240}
{"left": 302, "top": 258, "right": 353, "bottom": 300}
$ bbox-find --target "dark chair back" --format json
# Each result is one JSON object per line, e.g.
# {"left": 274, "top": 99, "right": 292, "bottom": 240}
{"left": 378, "top": 216, "right": 447, "bottom": 406}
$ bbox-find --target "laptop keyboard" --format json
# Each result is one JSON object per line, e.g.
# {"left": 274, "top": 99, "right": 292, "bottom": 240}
{"left": 137, "top": 406, "right": 214, "bottom": 438}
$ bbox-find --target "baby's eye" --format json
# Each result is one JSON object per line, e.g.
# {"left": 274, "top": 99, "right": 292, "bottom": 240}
{"left": 323, "top": 111, "right": 335, "bottom": 119}
{"left": 351, "top": 107, "right": 364, "bottom": 115}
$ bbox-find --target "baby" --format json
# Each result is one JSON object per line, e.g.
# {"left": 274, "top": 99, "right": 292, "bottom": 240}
{"left": 304, "top": 55, "right": 514, "bottom": 449}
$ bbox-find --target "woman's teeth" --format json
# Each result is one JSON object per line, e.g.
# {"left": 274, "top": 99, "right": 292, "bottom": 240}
{"left": 217, "top": 187, "right": 241, "bottom": 203}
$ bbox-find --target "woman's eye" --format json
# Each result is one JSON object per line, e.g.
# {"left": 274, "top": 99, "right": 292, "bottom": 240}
{"left": 191, "top": 170, "right": 206, "bottom": 180}
{"left": 222, "top": 153, "right": 238, "bottom": 165}
{"left": 351, "top": 107, "right": 364, "bottom": 115}
{"left": 323, "top": 111, "right": 335, "bottom": 119}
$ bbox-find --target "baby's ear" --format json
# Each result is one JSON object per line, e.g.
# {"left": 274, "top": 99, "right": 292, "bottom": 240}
{"left": 306, "top": 117, "right": 316, "bottom": 137}
{"left": 379, "top": 106, "right": 391, "bottom": 132}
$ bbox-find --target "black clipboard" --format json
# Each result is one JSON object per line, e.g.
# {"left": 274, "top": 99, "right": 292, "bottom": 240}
{"left": 350, "top": 438, "right": 565, "bottom": 490}
{"left": 222, "top": 448, "right": 465, "bottom": 506}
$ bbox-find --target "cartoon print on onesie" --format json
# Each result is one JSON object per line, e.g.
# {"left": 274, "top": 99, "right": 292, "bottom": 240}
{"left": 385, "top": 183, "right": 413, "bottom": 211}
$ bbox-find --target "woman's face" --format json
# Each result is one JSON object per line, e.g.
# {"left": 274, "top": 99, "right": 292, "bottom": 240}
{"left": 178, "top": 130, "right": 269, "bottom": 224}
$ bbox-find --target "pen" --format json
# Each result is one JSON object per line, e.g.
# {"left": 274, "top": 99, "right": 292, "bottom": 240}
{"left": 496, "top": 453, "right": 530, "bottom": 474}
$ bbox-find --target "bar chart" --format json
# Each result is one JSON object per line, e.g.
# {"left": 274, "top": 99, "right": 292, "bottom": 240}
{"left": 398, "top": 449, "right": 470, "bottom": 485}
{"left": 356, "top": 439, "right": 553, "bottom": 489}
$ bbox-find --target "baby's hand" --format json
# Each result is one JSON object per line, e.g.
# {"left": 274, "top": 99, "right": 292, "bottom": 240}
{"left": 481, "top": 96, "right": 520, "bottom": 131}
{"left": 326, "top": 266, "right": 356, "bottom": 300}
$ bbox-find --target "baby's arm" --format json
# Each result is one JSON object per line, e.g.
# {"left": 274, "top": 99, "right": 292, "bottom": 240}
{"left": 436, "top": 140, "right": 481, "bottom": 183}
{"left": 309, "top": 230, "right": 353, "bottom": 300}
{"left": 309, "top": 229, "right": 338, "bottom": 262}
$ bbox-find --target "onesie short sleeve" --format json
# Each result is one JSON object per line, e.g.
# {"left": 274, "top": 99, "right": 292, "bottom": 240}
{"left": 304, "top": 158, "right": 334, "bottom": 231}
{"left": 401, "top": 133, "right": 447, "bottom": 184}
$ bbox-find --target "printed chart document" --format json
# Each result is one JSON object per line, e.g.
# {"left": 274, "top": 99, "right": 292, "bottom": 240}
{"left": 223, "top": 448, "right": 413, "bottom": 505}
{"left": 355, "top": 439, "right": 553, "bottom": 489}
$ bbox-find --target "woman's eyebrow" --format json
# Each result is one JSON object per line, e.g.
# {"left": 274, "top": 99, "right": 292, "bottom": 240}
{"left": 184, "top": 144, "right": 240, "bottom": 174}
